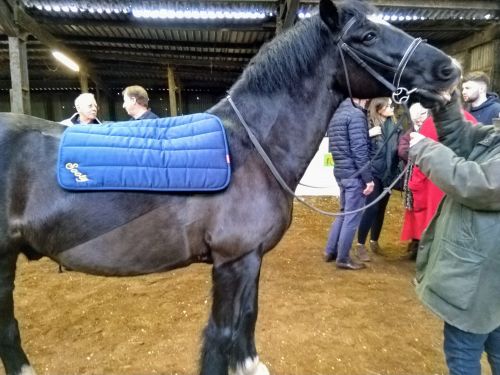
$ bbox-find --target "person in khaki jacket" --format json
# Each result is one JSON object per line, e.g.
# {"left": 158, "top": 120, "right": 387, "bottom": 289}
{"left": 409, "top": 92, "right": 500, "bottom": 375}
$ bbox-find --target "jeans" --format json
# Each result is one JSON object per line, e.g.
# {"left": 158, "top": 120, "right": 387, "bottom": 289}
{"left": 444, "top": 322, "right": 500, "bottom": 375}
{"left": 357, "top": 177, "right": 390, "bottom": 244}
{"left": 325, "top": 178, "right": 366, "bottom": 263}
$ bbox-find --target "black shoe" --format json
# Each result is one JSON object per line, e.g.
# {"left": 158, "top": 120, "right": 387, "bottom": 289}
{"left": 324, "top": 253, "right": 337, "bottom": 263}
{"left": 336, "top": 260, "right": 366, "bottom": 270}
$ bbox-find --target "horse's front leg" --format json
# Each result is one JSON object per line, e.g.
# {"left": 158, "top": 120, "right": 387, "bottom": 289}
{"left": 0, "top": 250, "right": 36, "bottom": 375}
{"left": 200, "top": 249, "right": 269, "bottom": 375}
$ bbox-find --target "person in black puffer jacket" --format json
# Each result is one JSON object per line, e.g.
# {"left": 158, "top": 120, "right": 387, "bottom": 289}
{"left": 323, "top": 98, "right": 374, "bottom": 270}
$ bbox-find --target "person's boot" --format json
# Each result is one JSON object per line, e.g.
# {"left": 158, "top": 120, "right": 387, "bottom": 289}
{"left": 354, "top": 243, "right": 371, "bottom": 262}
{"left": 369, "top": 240, "right": 382, "bottom": 254}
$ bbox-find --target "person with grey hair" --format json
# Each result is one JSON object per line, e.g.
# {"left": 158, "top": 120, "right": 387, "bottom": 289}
{"left": 461, "top": 71, "right": 500, "bottom": 124}
{"left": 60, "top": 93, "right": 101, "bottom": 126}
{"left": 122, "top": 85, "right": 159, "bottom": 120}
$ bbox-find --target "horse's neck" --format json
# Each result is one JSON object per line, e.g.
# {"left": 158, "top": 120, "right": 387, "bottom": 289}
{"left": 229, "top": 73, "right": 339, "bottom": 188}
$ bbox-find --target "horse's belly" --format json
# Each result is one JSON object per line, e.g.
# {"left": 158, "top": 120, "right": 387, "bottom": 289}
{"left": 57, "top": 205, "right": 200, "bottom": 276}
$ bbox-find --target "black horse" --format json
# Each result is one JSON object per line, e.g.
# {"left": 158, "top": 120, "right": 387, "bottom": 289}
{"left": 0, "top": 1, "right": 459, "bottom": 374}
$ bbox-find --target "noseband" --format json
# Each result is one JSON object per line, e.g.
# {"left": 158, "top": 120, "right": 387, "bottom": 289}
{"left": 336, "top": 17, "right": 424, "bottom": 104}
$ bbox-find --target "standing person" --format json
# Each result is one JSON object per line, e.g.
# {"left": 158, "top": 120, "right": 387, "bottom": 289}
{"left": 410, "top": 92, "right": 500, "bottom": 375}
{"left": 462, "top": 71, "right": 500, "bottom": 124}
{"left": 323, "top": 98, "right": 374, "bottom": 270}
{"left": 122, "top": 85, "right": 159, "bottom": 120}
{"left": 399, "top": 104, "right": 477, "bottom": 259}
{"left": 398, "top": 103, "right": 433, "bottom": 259}
{"left": 355, "top": 97, "right": 401, "bottom": 260}
{"left": 60, "top": 93, "right": 101, "bottom": 126}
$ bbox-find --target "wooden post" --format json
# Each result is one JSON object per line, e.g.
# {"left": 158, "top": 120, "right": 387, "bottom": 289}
{"left": 8, "top": 36, "right": 31, "bottom": 114}
{"left": 167, "top": 66, "right": 177, "bottom": 116}
{"left": 176, "top": 81, "right": 183, "bottom": 115}
{"left": 79, "top": 69, "right": 89, "bottom": 93}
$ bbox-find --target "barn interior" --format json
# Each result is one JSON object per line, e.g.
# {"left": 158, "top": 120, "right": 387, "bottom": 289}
{"left": 1, "top": 0, "right": 499, "bottom": 121}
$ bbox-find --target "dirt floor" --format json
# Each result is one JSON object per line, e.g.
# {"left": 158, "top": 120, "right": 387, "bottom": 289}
{"left": 5, "top": 195, "right": 491, "bottom": 375}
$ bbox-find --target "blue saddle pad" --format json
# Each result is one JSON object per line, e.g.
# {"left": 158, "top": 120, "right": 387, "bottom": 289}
{"left": 57, "top": 113, "right": 231, "bottom": 192}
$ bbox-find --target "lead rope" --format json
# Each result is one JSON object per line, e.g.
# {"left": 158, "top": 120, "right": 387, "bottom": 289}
{"left": 227, "top": 94, "right": 407, "bottom": 217}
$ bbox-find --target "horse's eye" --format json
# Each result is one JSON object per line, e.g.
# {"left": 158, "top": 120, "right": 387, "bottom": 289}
{"left": 363, "top": 32, "right": 377, "bottom": 42}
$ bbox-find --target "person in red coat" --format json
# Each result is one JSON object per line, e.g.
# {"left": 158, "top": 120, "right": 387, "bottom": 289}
{"left": 399, "top": 106, "right": 477, "bottom": 259}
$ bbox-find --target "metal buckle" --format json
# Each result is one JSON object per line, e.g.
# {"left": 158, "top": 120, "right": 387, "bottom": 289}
{"left": 392, "top": 87, "right": 417, "bottom": 104}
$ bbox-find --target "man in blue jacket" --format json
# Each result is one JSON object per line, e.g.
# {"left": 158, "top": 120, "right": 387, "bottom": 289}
{"left": 410, "top": 91, "right": 500, "bottom": 375}
{"left": 462, "top": 71, "right": 500, "bottom": 124}
{"left": 323, "top": 98, "right": 374, "bottom": 270}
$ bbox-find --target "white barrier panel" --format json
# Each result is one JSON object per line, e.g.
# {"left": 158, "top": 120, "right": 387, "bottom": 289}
{"left": 295, "top": 137, "right": 340, "bottom": 197}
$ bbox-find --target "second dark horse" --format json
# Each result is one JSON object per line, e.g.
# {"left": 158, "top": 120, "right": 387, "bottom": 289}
{"left": 0, "top": 1, "right": 459, "bottom": 374}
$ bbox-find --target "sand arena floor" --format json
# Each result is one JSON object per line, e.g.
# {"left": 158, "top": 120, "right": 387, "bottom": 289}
{"left": 6, "top": 196, "right": 492, "bottom": 375}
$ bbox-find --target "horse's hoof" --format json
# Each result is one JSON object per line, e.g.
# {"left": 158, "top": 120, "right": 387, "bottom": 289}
{"left": 229, "top": 356, "right": 270, "bottom": 375}
{"left": 255, "top": 361, "right": 270, "bottom": 375}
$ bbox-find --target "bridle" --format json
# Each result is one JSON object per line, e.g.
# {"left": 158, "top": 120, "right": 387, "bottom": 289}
{"left": 336, "top": 17, "right": 424, "bottom": 105}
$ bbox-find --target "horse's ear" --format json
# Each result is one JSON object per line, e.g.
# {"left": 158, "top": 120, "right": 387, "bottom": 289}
{"left": 319, "top": 0, "right": 340, "bottom": 32}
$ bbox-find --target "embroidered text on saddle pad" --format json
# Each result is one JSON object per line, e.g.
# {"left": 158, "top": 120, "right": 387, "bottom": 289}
{"left": 57, "top": 114, "right": 231, "bottom": 192}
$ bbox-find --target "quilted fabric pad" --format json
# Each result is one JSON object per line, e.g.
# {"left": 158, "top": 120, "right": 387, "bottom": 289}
{"left": 57, "top": 113, "right": 231, "bottom": 192}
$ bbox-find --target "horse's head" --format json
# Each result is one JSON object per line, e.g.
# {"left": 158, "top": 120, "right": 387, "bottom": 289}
{"left": 319, "top": 0, "right": 460, "bottom": 103}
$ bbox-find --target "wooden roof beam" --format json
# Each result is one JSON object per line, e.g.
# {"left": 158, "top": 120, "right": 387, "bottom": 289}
{"left": 371, "top": 0, "right": 499, "bottom": 11}
{"left": 35, "top": 16, "right": 276, "bottom": 32}
{"left": 63, "top": 35, "right": 262, "bottom": 52}
{"left": 276, "top": 0, "right": 300, "bottom": 34}
{"left": 0, "top": 0, "right": 18, "bottom": 36}
{"left": 94, "top": 53, "right": 246, "bottom": 70}
{"left": 443, "top": 23, "right": 500, "bottom": 56}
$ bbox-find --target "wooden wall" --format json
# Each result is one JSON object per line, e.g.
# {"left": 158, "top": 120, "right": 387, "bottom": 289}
{"left": 444, "top": 24, "right": 500, "bottom": 94}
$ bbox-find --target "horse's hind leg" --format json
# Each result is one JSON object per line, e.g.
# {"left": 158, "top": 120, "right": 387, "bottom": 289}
{"left": 0, "top": 250, "right": 36, "bottom": 375}
{"left": 200, "top": 249, "right": 269, "bottom": 375}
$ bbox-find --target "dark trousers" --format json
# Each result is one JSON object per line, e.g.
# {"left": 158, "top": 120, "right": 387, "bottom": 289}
{"left": 357, "top": 177, "right": 390, "bottom": 244}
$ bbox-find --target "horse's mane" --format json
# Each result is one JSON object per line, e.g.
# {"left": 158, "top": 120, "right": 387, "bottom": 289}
{"left": 241, "top": 0, "right": 377, "bottom": 93}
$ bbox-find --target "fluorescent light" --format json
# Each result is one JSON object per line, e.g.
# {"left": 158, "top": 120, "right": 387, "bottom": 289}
{"left": 131, "top": 8, "right": 267, "bottom": 20}
{"left": 52, "top": 51, "right": 80, "bottom": 72}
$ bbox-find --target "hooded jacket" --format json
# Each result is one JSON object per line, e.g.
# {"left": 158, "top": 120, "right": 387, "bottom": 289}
{"left": 410, "top": 96, "right": 500, "bottom": 334}
{"left": 468, "top": 92, "right": 500, "bottom": 125}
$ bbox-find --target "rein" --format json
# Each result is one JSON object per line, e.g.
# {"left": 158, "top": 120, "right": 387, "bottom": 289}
{"left": 227, "top": 94, "right": 407, "bottom": 217}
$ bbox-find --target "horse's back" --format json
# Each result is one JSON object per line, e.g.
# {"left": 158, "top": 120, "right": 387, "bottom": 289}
{"left": 0, "top": 112, "right": 64, "bottom": 133}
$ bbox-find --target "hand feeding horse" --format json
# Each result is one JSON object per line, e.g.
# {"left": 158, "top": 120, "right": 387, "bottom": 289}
{"left": 0, "top": 1, "right": 459, "bottom": 374}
